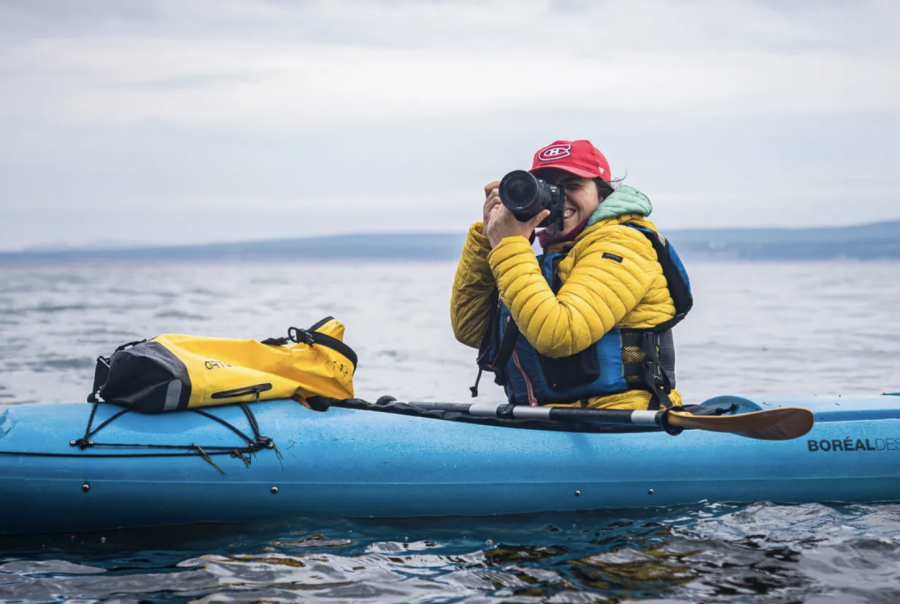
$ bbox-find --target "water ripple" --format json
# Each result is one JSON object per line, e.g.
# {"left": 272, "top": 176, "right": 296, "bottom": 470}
{"left": 1, "top": 260, "right": 899, "bottom": 602}
{"left": 0, "top": 505, "right": 896, "bottom": 602}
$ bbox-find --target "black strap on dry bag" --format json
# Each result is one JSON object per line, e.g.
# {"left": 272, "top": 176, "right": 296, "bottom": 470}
{"left": 260, "top": 317, "right": 358, "bottom": 370}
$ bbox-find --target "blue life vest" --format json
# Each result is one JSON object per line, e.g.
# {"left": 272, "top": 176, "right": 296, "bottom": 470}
{"left": 472, "top": 224, "right": 692, "bottom": 409}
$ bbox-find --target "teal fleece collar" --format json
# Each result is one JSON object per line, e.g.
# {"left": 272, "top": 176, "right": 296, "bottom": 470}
{"left": 587, "top": 185, "right": 653, "bottom": 227}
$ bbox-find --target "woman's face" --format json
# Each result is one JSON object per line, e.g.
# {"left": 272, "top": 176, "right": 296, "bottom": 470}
{"left": 538, "top": 169, "right": 602, "bottom": 236}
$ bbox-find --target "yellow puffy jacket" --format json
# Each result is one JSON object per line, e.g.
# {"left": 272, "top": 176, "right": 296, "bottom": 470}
{"left": 451, "top": 203, "right": 682, "bottom": 410}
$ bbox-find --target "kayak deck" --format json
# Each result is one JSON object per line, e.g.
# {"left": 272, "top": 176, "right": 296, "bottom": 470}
{"left": 1, "top": 395, "right": 899, "bottom": 534}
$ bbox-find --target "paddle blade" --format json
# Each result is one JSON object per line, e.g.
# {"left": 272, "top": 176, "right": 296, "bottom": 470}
{"left": 668, "top": 407, "right": 815, "bottom": 441}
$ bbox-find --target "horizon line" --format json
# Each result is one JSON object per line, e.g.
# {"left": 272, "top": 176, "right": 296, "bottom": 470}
{"left": 4, "top": 217, "right": 900, "bottom": 255}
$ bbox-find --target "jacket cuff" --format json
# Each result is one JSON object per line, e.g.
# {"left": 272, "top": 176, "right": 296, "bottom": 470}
{"left": 466, "top": 222, "right": 491, "bottom": 255}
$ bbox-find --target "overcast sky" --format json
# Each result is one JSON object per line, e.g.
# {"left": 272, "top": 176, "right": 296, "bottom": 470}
{"left": 1, "top": 0, "right": 898, "bottom": 250}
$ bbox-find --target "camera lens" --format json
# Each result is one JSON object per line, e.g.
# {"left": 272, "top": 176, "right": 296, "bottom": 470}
{"left": 503, "top": 173, "right": 537, "bottom": 208}
{"left": 499, "top": 169, "right": 563, "bottom": 227}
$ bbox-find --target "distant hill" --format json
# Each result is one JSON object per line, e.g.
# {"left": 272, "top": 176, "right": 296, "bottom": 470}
{"left": 1, "top": 221, "right": 897, "bottom": 263}
{"left": 665, "top": 220, "right": 900, "bottom": 260}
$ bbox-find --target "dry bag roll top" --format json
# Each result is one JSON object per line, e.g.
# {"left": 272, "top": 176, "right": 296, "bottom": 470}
{"left": 89, "top": 317, "right": 357, "bottom": 413}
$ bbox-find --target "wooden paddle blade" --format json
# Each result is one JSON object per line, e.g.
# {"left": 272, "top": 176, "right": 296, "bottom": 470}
{"left": 668, "top": 407, "right": 815, "bottom": 441}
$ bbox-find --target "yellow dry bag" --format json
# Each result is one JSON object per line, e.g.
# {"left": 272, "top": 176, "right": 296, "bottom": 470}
{"left": 88, "top": 317, "right": 357, "bottom": 413}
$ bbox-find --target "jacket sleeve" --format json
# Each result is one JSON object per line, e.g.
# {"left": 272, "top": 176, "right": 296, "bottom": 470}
{"left": 487, "top": 230, "right": 656, "bottom": 358}
{"left": 450, "top": 222, "right": 496, "bottom": 349}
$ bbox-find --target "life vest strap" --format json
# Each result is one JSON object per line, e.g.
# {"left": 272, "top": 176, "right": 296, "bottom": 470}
{"left": 622, "top": 330, "right": 675, "bottom": 411}
{"left": 472, "top": 289, "right": 517, "bottom": 396}
{"left": 490, "top": 319, "right": 519, "bottom": 372}
{"left": 469, "top": 368, "right": 484, "bottom": 398}
{"left": 474, "top": 289, "right": 501, "bottom": 368}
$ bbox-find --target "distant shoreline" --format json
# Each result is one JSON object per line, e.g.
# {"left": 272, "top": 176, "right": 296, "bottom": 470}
{"left": 1, "top": 220, "right": 898, "bottom": 263}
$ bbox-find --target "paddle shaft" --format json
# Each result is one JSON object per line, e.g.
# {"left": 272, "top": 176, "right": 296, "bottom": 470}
{"left": 407, "top": 402, "right": 659, "bottom": 427}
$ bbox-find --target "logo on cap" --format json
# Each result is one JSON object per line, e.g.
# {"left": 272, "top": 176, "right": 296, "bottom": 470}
{"left": 538, "top": 145, "right": 571, "bottom": 162}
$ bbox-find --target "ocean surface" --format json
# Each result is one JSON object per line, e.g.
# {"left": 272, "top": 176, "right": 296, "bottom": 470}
{"left": 1, "top": 259, "right": 899, "bottom": 603}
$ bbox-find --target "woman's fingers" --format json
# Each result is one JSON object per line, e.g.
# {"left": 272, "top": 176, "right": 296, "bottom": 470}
{"left": 483, "top": 183, "right": 502, "bottom": 225}
{"left": 527, "top": 210, "right": 551, "bottom": 230}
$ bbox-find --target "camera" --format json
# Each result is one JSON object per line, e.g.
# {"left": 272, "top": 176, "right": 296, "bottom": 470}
{"left": 498, "top": 170, "right": 565, "bottom": 230}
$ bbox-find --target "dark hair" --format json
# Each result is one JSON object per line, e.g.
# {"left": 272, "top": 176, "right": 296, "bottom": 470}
{"left": 594, "top": 178, "right": 618, "bottom": 201}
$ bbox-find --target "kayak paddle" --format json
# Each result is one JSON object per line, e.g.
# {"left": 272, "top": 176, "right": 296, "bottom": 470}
{"left": 664, "top": 406, "right": 814, "bottom": 440}
{"left": 390, "top": 401, "right": 814, "bottom": 441}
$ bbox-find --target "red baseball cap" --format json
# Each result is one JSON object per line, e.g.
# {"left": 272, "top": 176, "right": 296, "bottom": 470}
{"left": 529, "top": 140, "right": 611, "bottom": 183}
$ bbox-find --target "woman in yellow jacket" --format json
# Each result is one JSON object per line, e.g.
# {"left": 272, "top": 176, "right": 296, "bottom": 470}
{"left": 450, "top": 140, "right": 692, "bottom": 411}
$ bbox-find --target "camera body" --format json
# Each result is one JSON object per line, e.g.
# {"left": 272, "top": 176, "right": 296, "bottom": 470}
{"left": 498, "top": 170, "right": 565, "bottom": 230}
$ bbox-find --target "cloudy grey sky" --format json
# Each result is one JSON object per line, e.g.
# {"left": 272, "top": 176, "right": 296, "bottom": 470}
{"left": 1, "top": 0, "right": 899, "bottom": 250}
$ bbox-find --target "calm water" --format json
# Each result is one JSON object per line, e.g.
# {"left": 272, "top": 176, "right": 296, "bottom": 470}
{"left": 1, "top": 259, "right": 899, "bottom": 603}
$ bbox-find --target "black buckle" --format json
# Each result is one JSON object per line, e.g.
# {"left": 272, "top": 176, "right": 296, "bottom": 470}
{"left": 288, "top": 327, "right": 316, "bottom": 345}
{"left": 641, "top": 360, "right": 659, "bottom": 384}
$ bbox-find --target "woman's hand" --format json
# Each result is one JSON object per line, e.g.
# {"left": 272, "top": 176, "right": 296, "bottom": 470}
{"left": 482, "top": 180, "right": 549, "bottom": 248}
{"left": 483, "top": 181, "right": 501, "bottom": 230}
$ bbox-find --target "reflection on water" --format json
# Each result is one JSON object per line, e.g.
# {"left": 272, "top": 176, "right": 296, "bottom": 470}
{"left": 1, "top": 504, "right": 899, "bottom": 603}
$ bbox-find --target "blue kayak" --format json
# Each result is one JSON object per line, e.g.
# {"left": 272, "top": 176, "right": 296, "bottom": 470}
{"left": 1, "top": 394, "right": 899, "bottom": 535}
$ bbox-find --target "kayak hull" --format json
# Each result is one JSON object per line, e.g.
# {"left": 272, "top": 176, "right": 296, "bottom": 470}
{"left": 1, "top": 395, "right": 899, "bottom": 534}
